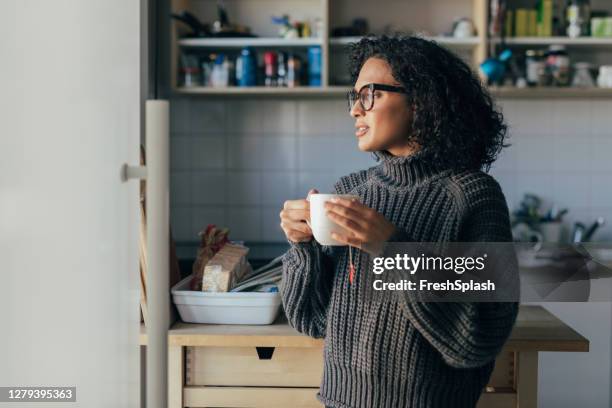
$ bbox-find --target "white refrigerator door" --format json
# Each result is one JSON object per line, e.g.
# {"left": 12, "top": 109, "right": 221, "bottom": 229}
{"left": 0, "top": 1, "right": 141, "bottom": 407}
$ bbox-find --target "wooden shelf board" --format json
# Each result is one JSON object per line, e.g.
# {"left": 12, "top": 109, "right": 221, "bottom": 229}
{"left": 168, "top": 316, "right": 324, "bottom": 348}
{"left": 174, "top": 85, "right": 612, "bottom": 98}
{"left": 330, "top": 35, "right": 480, "bottom": 47}
{"left": 178, "top": 37, "right": 323, "bottom": 48}
{"left": 174, "top": 86, "right": 347, "bottom": 96}
{"left": 495, "top": 36, "right": 612, "bottom": 46}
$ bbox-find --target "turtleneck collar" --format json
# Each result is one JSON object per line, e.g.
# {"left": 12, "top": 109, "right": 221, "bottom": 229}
{"left": 371, "top": 148, "right": 447, "bottom": 187}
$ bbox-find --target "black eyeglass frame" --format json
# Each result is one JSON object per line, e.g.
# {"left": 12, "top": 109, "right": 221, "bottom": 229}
{"left": 347, "top": 83, "right": 408, "bottom": 112}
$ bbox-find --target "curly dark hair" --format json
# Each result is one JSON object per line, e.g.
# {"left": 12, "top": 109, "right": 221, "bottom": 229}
{"left": 349, "top": 34, "right": 508, "bottom": 171}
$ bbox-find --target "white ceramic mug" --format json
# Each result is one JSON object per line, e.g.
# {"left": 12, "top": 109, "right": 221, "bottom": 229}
{"left": 307, "top": 193, "right": 360, "bottom": 246}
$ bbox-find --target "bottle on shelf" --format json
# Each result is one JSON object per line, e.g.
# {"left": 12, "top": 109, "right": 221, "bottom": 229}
{"left": 566, "top": 0, "right": 591, "bottom": 38}
{"left": 286, "top": 53, "right": 301, "bottom": 88}
{"left": 307, "top": 46, "right": 322, "bottom": 86}
{"left": 237, "top": 47, "right": 257, "bottom": 87}
{"left": 277, "top": 52, "right": 287, "bottom": 87}
{"left": 210, "top": 54, "right": 229, "bottom": 87}
{"left": 264, "top": 51, "right": 278, "bottom": 87}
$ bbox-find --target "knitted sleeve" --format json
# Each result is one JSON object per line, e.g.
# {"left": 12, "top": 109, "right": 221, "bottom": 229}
{"left": 389, "top": 175, "right": 519, "bottom": 369}
{"left": 280, "top": 239, "right": 335, "bottom": 338}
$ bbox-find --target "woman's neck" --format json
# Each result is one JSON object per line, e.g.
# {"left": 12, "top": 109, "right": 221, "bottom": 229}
{"left": 385, "top": 142, "right": 420, "bottom": 157}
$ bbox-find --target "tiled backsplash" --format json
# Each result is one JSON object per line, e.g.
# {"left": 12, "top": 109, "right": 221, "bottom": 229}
{"left": 170, "top": 97, "right": 612, "bottom": 244}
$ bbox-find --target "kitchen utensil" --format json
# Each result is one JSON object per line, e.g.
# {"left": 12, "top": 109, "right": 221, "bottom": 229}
{"left": 583, "top": 217, "right": 605, "bottom": 242}
{"left": 171, "top": 11, "right": 211, "bottom": 38}
{"left": 307, "top": 194, "right": 359, "bottom": 246}
{"left": 571, "top": 222, "right": 586, "bottom": 243}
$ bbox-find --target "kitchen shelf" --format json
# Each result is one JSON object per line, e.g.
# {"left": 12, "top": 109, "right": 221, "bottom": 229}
{"left": 170, "top": 0, "right": 612, "bottom": 99}
{"left": 330, "top": 35, "right": 481, "bottom": 48}
{"left": 494, "top": 36, "right": 612, "bottom": 46}
{"left": 178, "top": 37, "right": 323, "bottom": 48}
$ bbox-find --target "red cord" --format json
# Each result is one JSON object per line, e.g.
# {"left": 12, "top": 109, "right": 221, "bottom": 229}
{"left": 348, "top": 245, "right": 355, "bottom": 284}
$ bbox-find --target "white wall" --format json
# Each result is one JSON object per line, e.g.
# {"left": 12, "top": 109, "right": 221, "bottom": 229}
{"left": 169, "top": 97, "right": 612, "bottom": 244}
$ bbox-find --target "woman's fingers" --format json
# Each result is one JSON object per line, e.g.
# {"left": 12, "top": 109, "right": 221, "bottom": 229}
{"left": 325, "top": 198, "right": 370, "bottom": 226}
{"left": 286, "top": 230, "right": 312, "bottom": 243}
{"left": 327, "top": 211, "right": 367, "bottom": 240}
{"left": 280, "top": 219, "right": 311, "bottom": 235}
{"left": 284, "top": 198, "right": 309, "bottom": 210}
{"left": 280, "top": 208, "right": 309, "bottom": 223}
{"left": 331, "top": 232, "right": 362, "bottom": 249}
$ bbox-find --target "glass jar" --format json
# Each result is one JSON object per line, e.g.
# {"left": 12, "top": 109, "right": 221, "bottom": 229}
{"left": 525, "top": 49, "right": 546, "bottom": 87}
{"left": 571, "top": 62, "right": 595, "bottom": 87}
{"left": 597, "top": 66, "right": 612, "bottom": 88}
{"left": 546, "top": 45, "right": 570, "bottom": 86}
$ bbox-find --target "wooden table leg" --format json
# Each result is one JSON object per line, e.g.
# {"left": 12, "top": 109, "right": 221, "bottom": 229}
{"left": 169, "top": 345, "right": 184, "bottom": 408}
{"left": 517, "top": 351, "right": 538, "bottom": 408}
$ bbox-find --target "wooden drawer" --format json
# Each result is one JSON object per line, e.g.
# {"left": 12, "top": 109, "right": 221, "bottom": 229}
{"left": 184, "top": 386, "right": 322, "bottom": 408}
{"left": 186, "top": 346, "right": 324, "bottom": 387}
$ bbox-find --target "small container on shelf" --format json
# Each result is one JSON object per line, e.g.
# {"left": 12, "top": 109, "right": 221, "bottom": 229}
{"left": 572, "top": 62, "right": 595, "bottom": 87}
{"left": 525, "top": 49, "right": 547, "bottom": 86}
{"left": 545, "top": 45, "right": 570, "bottom": 86}
{"left": 597, "top": 65, "right": 612, "bottom": 88}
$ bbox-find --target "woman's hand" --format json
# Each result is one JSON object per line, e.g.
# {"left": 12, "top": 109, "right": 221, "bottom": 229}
{"left": 325, "top": 197, "right": 396, "bottom": 255}
{"left": 280, "top": 189, "right": 318, "bottom": 243}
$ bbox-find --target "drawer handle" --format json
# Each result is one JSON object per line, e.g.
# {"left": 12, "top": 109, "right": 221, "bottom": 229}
{"left": 255, "top": 347, "right": 275, "bottom": 360}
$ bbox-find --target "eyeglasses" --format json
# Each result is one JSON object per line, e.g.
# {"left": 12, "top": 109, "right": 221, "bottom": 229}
{"left": 347, "top": 83, "right": 408, "bottom": 112}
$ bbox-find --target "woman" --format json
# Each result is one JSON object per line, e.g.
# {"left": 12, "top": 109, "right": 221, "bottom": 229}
{"left": 279, "top": 35, "right": 518, "bottom": 408}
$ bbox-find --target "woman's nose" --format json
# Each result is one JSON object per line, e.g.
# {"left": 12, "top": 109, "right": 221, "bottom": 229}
{"left": 350, "top": 101, "right": 365, "bottom": 117}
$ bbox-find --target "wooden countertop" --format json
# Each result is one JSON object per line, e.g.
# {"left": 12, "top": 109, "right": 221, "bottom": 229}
{"left": 504, "top": 305, "right": 589, "bottom": 352}
{"left": 142, "top": 305, "right": 588, "bottom": 352}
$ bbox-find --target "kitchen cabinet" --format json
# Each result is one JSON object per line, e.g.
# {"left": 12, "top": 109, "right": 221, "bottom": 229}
{"left": 139, "top": 305, "right": 589, "bottom": 408}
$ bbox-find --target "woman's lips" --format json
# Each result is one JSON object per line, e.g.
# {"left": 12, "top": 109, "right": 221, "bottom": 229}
{"left": 355, "top": 126, "right": 369, "bottom": 137}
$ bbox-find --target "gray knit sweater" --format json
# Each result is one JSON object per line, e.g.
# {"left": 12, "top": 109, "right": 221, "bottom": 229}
{"left": 280, "top": 148, "right": 519, "bottom": 408}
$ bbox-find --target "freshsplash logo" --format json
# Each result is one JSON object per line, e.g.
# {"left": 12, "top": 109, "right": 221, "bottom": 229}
{"left": 372, "top": 253, "right": 488, "bottom": 275}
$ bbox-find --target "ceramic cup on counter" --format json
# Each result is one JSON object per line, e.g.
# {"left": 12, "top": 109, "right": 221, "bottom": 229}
{"left": 307, "top": 193, "right": 360, "bottom": 246}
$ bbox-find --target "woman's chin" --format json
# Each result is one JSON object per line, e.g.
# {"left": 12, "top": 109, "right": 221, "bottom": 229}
{"left": 357, "top": 136, "right": 375, "bottom": 152}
